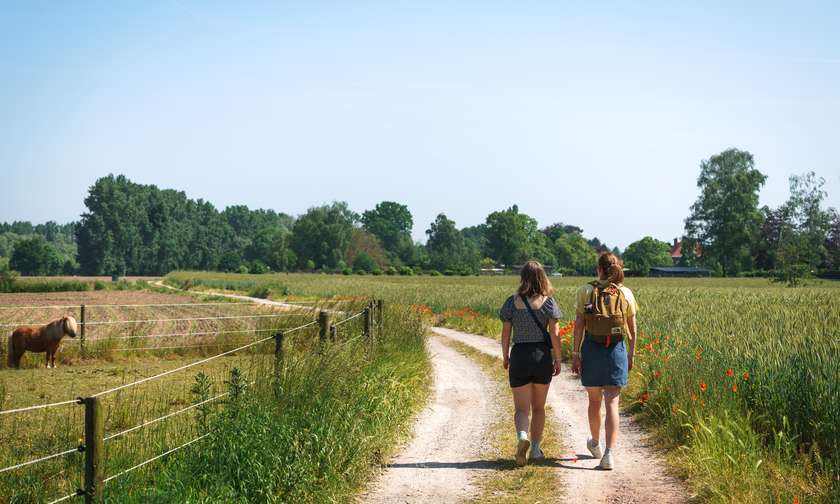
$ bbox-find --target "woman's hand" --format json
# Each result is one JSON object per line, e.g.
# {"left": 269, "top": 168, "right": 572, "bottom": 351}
{"left": 553, "top": 358, "right": 561, "bottom": 376}
{"left": 627, "top": 353, "right": 634, "bottom": 372}
{"left": 503, "top": 355, "right": 510, "bottom": 370}
{"left": 571, "top": 355, "right": 581, "bottom": 375}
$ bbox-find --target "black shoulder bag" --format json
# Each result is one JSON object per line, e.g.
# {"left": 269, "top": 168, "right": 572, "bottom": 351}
{"left": 522, "top": 296, "right": 553, "bottom": 349}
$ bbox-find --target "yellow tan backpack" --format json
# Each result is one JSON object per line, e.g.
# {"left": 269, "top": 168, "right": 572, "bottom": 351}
{"left": 582, "top": 281, "right": 630, "bottom": 347}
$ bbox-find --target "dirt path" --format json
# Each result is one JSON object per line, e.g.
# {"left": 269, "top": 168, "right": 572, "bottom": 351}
{"left": 361, "top": 335, "right": 497, "bottom": 503}
{"left": 431, "top": 327, "right": 688, "bottom": 504}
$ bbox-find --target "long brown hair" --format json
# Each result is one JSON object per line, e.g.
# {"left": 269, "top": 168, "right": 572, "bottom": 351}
{"left": 597, "top": 252, "right": 625, "bottom": 284}
{"left": 517, "top": 260, "right": 554, "bottom": 298}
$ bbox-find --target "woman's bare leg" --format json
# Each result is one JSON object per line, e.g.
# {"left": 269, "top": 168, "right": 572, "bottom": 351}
{"left": 603, "top": 386, "right": 621, "bottom": 448}
{"left": 512, "top": 384, "right": 532, "bottom": 433}
{"left": 585, "top": 386, "right": 603, "bottom": 442}
{"left": 529, "top": 383, "right": 549, "bottom": 442}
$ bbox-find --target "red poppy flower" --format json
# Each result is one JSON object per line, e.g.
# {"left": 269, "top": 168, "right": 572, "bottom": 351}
{"left": 641, "top": 393, "right": 650, "bottom": 402}
{"left": 731, "top": 383, "right": 738, "bottom": 393}
{"left": 654, "top": 371, "right": 662, "bottom": 379}
{"left": 699, "top": 382, "right": 707, "bottom": 392}
{"left": 743, "top": 371, "right": 750, "bottom": 381}
{"left": 725, "top": 369, "right": 734, "bottom": 377}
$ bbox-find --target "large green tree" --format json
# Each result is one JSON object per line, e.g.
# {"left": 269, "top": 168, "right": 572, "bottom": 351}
{"left": 425, "top": 214, "right": 479, "bottom": 273}
{"left": 10, "top": 237, "right": 63, "bottom": 275}
{"left": 623, "top": 237, "right": 673, "bottom": 275}
{"left": 361, "top": 202, "right": 413, "bottom": 263}
{"left": 684, "top": 148, "right": 767, "bottom": 276}
{"left": 484, "top": 205, "right": 547, "bottom": 266}
{"left": 554, "top": 231, "right": 596, "bottom": 274}
{"left": 825, "top": 209, "right": 840, "bottom": 272}
{"left": 290, "top": 202, "right": 356, "bottom": 270}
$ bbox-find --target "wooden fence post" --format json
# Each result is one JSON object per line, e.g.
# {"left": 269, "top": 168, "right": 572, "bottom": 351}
{"left": 318, "top": 311, "right": 331, "bottom": 345}
{"left": 273, "top": 331, "right": 284, "bottom": 379}
{"left": 363, "top": 305, "right": 371, "bottom": 339}
{"left": 80, "top": 304, "right": 86, "bottom": 359}
{"left": 83, "top": 396, "right": 104, "bottom": 503}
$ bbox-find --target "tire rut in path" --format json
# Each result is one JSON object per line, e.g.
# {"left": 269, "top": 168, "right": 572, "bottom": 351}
{"left": 361, "top": 335, "right": 497, "bottom": 504}
{"left": 431, "top": 327, "right": 688, "bottom": 504}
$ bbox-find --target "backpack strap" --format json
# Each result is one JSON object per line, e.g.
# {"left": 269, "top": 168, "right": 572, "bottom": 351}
{"left": 522, "top": 296, "right": 553, "bottom": 349}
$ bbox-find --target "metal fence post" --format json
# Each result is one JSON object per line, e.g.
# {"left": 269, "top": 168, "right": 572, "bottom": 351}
{"left": 84, "top": 396, "right": 104, "bottom": 503}
{"left": 80, "top": 304, "right": 86, "bottom": 359}
{"left": 318, "top": 311, "right": 331, "bottom": 345}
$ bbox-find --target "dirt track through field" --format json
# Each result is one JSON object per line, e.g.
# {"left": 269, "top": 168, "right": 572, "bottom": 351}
{"left": 431, "top": 327, "right": 688, "bottom": 504}
{"left": 361, "top": 335, "right": 497, "bottom": 503}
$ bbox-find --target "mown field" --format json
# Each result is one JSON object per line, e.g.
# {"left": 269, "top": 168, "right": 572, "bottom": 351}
{"left": 168, "top": 271, "right": 840, "bottom": 503}
{"left": 0, "top": 288, "right": 429, "bottom": 503}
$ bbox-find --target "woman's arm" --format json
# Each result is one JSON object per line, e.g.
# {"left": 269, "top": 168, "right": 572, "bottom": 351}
{"left": 549, "top": 319, "right": 561, "bottom": 375}
{"left": 627, "top": 314, "right": 637, "bottom": 371}
{"left": 501, "top": 320, "right": 512, "bottom": 369}
{"left": 571, "top": 313, "right": 585, "bottom": 374}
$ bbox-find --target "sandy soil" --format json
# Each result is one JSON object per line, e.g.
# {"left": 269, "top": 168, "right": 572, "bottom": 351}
{"left": 361, "top": 335, "right": 497, "bottom": 504}
{"left": 431, "top": 327, "right": 688, "bottom": 504}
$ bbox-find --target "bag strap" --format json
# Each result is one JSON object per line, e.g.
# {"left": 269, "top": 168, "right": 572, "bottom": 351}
{"left": 522, "top": 296, "right": 553, "bottom": 348}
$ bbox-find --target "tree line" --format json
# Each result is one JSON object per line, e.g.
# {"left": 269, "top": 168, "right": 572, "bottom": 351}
{"left": 1, "top": 149, "right": 838, "bottom": 278}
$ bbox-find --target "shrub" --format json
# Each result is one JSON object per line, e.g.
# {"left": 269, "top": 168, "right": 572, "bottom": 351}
{"left": 398, "top": 266, "right": 414, "bottom": 276}
{"left": 385, "top": 266, "right": 397, "bottom": 276}
{"left": 428, "top": 270, "right": 442, "bottom": 276}
{"left": 372, "top": 269, "right": 383, "bottom": 276}
{"left": 93, "top": 281, "right": 106, "bottom": 291}
{"left": 237, "top": 265, "right": 250, "bottom": 274}
{"left": 342, "top": 268, "right": 352, "bottom": 275}
{"left": 443, "top": 269, "right": 456, "bottom": 276}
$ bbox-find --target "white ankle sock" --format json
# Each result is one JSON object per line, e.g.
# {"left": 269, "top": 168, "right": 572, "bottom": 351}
{"left": 530, "top": 439, "right": 541, "bottom": 453}
{"left": 517, "top": 430, "right": 528, "bottom": 441}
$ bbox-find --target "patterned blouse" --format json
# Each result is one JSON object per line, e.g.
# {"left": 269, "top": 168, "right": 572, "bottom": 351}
{"left": 499, "top": 295, "right": 563, "bottom": 344}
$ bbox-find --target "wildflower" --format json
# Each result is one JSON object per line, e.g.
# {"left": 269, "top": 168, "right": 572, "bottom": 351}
{"left": 644, "top": 343, "right": 654, "bottom": 352}
{"left": 695, "top": 350, "right": 702, "bottom": 362}
{"left": 653, "top": 370, "right": 662, "bottom": 379}
{"left": 731, "top": 383, "right": 738, "bottom": 393}
{"left": 640, "top": 393, "right": 650, "bottom": 402}
{"left": 699, "top": 382, "right": 707, "bottom": 393}
{"left": 793, "top": 497, "right": 799, "bottom": 504}
{"left": 725, "top": 369, "right": 734, "bottom": 377}
{"left": 743, "top": 371, "right": 750, "bottom": 381}
{"left": 690, "top": 394, "right": 698, "bottom": 401}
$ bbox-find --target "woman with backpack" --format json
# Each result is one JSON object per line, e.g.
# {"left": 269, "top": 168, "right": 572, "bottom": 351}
{"left": 499, "top": 260, "right": 563, "bottom": 466}
{"left": 570, "top": 252, "right": 638, "bottom": 470}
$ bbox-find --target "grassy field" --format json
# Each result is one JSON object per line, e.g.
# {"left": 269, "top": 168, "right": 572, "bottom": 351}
{"left": 0, "top": 287, "right": 430, "bottom": 503}
{"left": 167, "top": 271, "right": 840, "bottom": 503}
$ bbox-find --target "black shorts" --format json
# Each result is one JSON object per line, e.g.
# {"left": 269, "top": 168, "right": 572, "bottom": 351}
{"left": 508, "top": 342, "right": 553, "bottom": 388}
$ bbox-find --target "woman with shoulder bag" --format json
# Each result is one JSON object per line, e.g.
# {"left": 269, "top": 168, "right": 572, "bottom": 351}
{"left": 499, "top": 261, "right": 563, "bottom": 466}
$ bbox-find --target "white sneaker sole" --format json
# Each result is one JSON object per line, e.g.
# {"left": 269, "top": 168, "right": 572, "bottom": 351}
{"left": 515, "top": 439, "right": 530, "bottom": 467}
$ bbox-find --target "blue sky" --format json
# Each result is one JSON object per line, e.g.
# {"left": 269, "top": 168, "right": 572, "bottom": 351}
{"left": 1, "top": 1, "right": 838, "bottom": 249}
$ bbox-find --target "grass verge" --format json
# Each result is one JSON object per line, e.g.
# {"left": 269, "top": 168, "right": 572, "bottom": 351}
{"left": 441, "top": 339, "right": 563, "bottom": 504}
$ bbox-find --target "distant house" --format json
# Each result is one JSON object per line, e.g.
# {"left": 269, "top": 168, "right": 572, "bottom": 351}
{"left": 670, "top": 238, "right": 703, "bottom": 265}
{"left": 649, "top": 266, "right": 713, "bottom": 277}
{"left": 479, "top": 268, "right": 505, "bottom": 276}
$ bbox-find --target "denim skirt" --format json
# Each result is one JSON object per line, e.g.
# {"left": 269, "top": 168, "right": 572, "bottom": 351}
{"left": 580, "top": 336, "right": 628, "bottom": 387}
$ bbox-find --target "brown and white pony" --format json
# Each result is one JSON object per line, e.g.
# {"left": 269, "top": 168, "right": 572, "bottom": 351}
{"left": 7, "top": 316, "right": 78, "bottom": 369}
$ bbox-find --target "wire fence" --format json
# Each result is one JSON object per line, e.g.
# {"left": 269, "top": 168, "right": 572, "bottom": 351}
{"left": 0, "top": 300, "right": 383, "bottom": 502}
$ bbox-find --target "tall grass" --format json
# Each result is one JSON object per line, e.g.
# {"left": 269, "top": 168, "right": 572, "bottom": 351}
{"left": 104, "top": 302, "right": 429, "bottom": 502}
{"left": 167, "top": 271, "right": 840, "bottom": 502}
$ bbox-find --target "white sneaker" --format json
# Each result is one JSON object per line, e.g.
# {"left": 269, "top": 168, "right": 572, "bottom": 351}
{"left": 586, "top": 436, "right": 602, "bottom": 459}
{"left": 515, "top": 439, "right": 530, "bottom": 467}
{"left": 598, "top": 450, "right": 614, "bottom": 470}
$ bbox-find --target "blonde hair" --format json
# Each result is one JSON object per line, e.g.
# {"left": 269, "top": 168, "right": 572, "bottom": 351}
{"left": 517, "top": 260, "right": 554, "bottom": 298}
{"left": 597, "top": 252, "right": 624, "bottom": 284}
